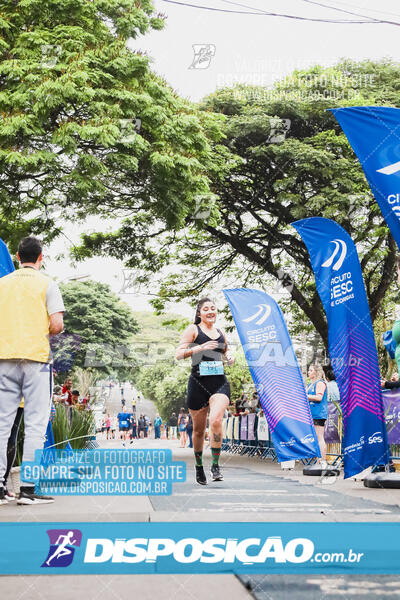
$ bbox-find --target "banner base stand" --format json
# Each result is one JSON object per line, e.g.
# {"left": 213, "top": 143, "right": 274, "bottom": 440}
{"left": 303, "top": 464, "right": 340, "bottom": 477}
{"left": 363, "top": 472, "right": 400, "bottom": 489}
{"left": 281, "top": 460, "right": 296, "bottom": 470}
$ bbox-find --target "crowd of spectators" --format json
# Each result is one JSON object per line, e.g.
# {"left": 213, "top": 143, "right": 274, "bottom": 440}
{"left": 163, "top": 408, "right": 193, "bottom": 447}
{"left": 100, "top": 410, "right": 153, "bottom": 445}
{"left": 229, "top": 391, "right": 260, "bottom": 417}
{"left": 52, "top": 377, "right": 91, "bottom": 409}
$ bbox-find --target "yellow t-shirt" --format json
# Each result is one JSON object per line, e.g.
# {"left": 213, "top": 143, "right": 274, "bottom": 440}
{"left": 0, "top": 268, "right": 51, "bottom": 362}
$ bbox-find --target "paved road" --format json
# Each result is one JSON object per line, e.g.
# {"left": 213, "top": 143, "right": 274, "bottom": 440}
{"left": 238, "top": 574, "right": 400, "bottom": 599}
{"left": 151, "top": 460, "right": 400, "bottom": 518}
{"left": 106, "top": 383, "right": 157, "bottom": 423}
{"left": 2, "top": 405, "right": 400, "bottom": 599}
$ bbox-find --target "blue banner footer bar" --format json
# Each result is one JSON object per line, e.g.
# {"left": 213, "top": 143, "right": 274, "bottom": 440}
{"left": 1, "top": 522, "right": 399, "bottom": 574}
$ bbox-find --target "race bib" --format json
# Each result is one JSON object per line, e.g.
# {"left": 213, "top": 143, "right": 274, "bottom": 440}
{"left": 199, "top": 361, "right": 224, "bottom": 376}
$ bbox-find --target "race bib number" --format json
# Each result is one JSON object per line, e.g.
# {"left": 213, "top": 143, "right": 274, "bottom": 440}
{"left": 199, "top": 361, "right": 224, "bottom": 376}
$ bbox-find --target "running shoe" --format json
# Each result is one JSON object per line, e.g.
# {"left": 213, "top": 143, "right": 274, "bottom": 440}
{"left": 0, "top": 488, "right": 7, "bottom": 505}
{"left": 210, "top": 464, "right": 223, "bottom": 481}
{"left": 195, "top": 466, "right": 207, "bottom": 486}
{"left": 17, "top": 489, "right": 54, "bottom": 505}
{"left": 4, "top": 488, "right": 15, "bottom": 501}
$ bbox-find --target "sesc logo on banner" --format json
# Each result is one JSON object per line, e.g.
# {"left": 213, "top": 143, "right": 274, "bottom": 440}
{"left": 377, "top": 160, "right": 400, "bottom": 176}
{"left": 321, "top": 239, "right": 347, "bottom": 271}
{"left": 320, "top": 238, "right": 355, "bottom": 308}
{"left": 223, "top": 288, "right": 320, "bottom": 462}
{"left": 330, "top": 106, "right": 400, "bottom": 251}
{"left": 292, "top": 216, "right": 390, "bottom": 478}
{"left": 243, "top": 304, "right": 272, "bottom": 326}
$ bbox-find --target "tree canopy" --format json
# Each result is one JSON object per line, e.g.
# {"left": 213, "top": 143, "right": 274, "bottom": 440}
{"left": 132, "top": 311, "right": 190, "bottom": 419}
{"left": 53, "top": 279, "right": 139, "bottom": 379}
{"left": 136, "top": 361, "right": 189, "bottom": 421}
{"left": 76, "top": 59, "right": 400, "bottom": 351}
{"left": 0, "top": 0, "right": 226, "bottom": 254}
{"left": 3, "top": 12, "right": 400, "bottom": 357}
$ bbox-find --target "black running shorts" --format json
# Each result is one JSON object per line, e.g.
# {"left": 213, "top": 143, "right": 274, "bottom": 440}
{"left": 187, "top": 374, "right": 230, "bottom": 411}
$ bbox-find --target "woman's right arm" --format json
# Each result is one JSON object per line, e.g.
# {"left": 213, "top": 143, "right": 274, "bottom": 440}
{"left": 176, "top": 324, "right": 197, "bottom": 360}
{"left": 176, "top": 325, "right": 219, "bottom": 360}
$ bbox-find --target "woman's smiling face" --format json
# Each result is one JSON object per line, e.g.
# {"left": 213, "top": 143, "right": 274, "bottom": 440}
{"left": 200, "top": 301, "right": 217, "bottom": 324}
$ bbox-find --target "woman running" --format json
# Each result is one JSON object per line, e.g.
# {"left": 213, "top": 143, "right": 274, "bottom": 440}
{"left": 176, "top": 297, "right": 234, "bottom": 485}
{"left": 306, "top": 364, "right": 328, "bottom": 467}
{"left": 178, "top": 408, "right": 188, "bottom": 448}
{"left": 105, "top": 413, "right": 111, "bottom": 440}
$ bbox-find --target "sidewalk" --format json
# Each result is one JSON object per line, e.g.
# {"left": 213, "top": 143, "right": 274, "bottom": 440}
{"left": 2, "top": 436, "right": 400, "bottom": 600}
{"left": 0, "top": 436, "right": 400, "bottom": 600}
{"left": 1, "top": 574, "right": 250, "bottom": 600}
{"left": 1, "top": 437, "right": 399, "bottom": 522}
{"left": 1, "top": 436, "right": 252, "bottom": 600}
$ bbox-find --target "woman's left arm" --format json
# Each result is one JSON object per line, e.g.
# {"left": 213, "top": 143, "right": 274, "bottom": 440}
{"left": 222, "top": 330, "right": 235, "bottom": 365}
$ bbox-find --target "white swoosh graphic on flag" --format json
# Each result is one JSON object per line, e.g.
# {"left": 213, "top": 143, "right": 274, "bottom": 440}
{"left": 376, "top": 161, "right": 400, "bottom": 175}
{"left": 243, "top": 304, "right": 271, "bottom": 326}
{"left": 321, "top": 239, "right": 347, "bottom": 271}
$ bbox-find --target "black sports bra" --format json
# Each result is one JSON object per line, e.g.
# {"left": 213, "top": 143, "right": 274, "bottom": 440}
{"left": 191, "top": 325, "right": 226, "bottom": 371}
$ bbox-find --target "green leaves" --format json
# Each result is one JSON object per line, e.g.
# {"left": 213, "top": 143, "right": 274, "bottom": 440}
{"left": 59, "top": 279, "right": 139, "bottom": 379}
{"left": 142, "top": 61, "right": 400, "bottom": 356}
{"left": 0, "top": 0, "right": 223, "bottom": 238}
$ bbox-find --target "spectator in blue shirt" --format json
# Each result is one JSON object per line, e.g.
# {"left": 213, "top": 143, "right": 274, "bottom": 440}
{"left": 154, "top": 414, "right": 162, "bottom": 439}
{"left": 117, "top": 407, "right": 131, "bottom": 444}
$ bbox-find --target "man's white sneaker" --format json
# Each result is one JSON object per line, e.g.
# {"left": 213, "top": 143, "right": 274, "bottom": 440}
{"left": 17, "top": 490, "right": 54, "bottom": 505}
{"left": 4, "top": 489, "right": 15, "bottom": 502}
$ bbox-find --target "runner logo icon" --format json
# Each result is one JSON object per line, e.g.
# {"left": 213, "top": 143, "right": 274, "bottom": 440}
{"left": 376, "top": 161, "right": 400, "bottom": 175}
{"left": 321, "top": 239, "right": 347, "bottom": 271}
{"left": 41, "top": 529, "right": 82, "bottom": 568}
{"left": 243, "top": 304, "right": 271, "bottom": 326}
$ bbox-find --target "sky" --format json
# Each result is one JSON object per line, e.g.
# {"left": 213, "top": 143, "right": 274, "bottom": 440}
{"left": 133, "top": 0, "right": 400, "bottom": 101}
{"left": 45, "top": 0, "right": 400, "bottom": 316}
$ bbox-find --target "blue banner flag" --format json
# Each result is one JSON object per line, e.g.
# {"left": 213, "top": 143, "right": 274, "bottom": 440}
{"left": 330, "top": 106, "right": 400, "bottom": 249}
{"left": 0, "top": 238, "right": 14, "bottom": 277}
{"left": 41, "top": 420, "right": 57, "bottom": 465}
{"left": 64, "top": 440, "right": 74, "bottom": 455}
{"left": 292, "top": 217, "right": 389, "bottom": 478}
{"left": 223, "top": 288, "right": 320, "bottom": 461}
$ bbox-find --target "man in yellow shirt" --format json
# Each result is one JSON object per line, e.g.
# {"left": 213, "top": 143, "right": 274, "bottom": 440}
{"left": 0, "top": 237, "right": 65, "bottom": 505}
